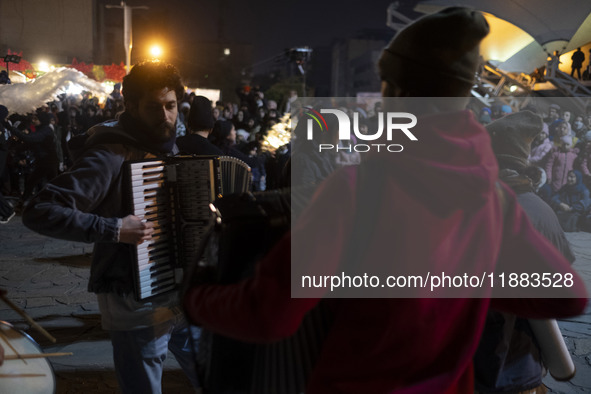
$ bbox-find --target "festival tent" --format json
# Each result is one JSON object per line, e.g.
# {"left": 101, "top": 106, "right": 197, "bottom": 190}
{"left": 415, "top": 0, "right": 591, "bottom": 73}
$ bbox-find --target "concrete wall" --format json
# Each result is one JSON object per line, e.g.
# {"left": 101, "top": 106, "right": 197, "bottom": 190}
{"left": 0, "top": 0, "right": 94, "bottom": 64}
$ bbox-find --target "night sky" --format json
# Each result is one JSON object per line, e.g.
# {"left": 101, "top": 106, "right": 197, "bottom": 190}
{"left": 128, "top": 0, "right": 402, "bottom": 70}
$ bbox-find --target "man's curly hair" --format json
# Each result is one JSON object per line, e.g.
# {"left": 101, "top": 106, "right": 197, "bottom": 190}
{"left": 122, "top": 61, "right": 184, "bottom": 105}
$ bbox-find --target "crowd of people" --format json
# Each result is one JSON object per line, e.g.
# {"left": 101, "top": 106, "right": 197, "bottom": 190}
{"left": 0, "top": 6, "right": 588, "bottom": 394}
{"left": 0, "top": 82, "right": 297, "bottom": 223}
{"left": 479, "top": 102, "right": 591, "bottom": 233}
{"left": 3, "top": 72, "right": 591, "bottom": 231}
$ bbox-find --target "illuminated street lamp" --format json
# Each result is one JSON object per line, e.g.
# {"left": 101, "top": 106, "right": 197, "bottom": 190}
{"left": 38, "top": 60, "right": 50, "bottom": 73}
{"left": 150, "top": 45, "right": 163, "bottom": 59}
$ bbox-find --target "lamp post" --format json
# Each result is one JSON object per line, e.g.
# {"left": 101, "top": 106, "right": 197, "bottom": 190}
{"left": 106, "top": 1, "right": 149, "bottom": 74}
{"left": 286, "top": 47, "right": 312, "bottom": 97}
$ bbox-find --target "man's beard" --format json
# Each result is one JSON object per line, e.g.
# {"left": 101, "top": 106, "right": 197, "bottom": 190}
{"left": 143, "top": 120, "right": 176, "bottom": 143}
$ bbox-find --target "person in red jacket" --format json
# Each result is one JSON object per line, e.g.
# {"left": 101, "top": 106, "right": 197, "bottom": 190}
{"left": 184, "top": 7, "right": 587, "bottom": 393}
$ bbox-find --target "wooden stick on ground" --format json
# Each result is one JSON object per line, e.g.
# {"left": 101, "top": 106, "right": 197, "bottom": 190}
{"left": 0, "top": 293, "right": 56, "bottom": 343}
{"left": 4, "top": 352, "right": 73, "bottom": 360}
{"left": 0, "top": 373, "right": 47, "bottom": 378}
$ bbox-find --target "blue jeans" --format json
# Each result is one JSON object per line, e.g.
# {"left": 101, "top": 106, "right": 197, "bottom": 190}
{"left": 110, "top": 315, "right": 200, "bottom": 394}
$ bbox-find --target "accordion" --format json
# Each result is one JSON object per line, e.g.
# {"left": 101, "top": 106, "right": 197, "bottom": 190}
{"left": 125, "top": 155, "right": 251, "bottom": 301}
{"left": 193, "top": 188, "right": 332, "bottom": 394}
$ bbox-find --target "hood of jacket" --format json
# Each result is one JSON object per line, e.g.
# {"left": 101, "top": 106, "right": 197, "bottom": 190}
{"left": 371, "top": 110, "right": 498, "bottom": 215}
{"left": 85, "top": 120, "right": 139, "bottom": 148}
{"left": 82, "top": 117, "right": 178, "bottom": 157}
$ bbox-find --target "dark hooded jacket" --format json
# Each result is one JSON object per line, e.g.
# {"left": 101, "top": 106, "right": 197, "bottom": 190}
{"left": 551, "top": 170, "right": 591, "bottom": 214}
{"left": 22, "top": 114, "right": 177, "bottom": 294}
{"left": 11, "top": 113, "right": 59, "bottom": 164}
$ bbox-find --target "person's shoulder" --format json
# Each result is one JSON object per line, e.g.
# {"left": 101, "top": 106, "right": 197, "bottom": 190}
{"left": 176, "top": 134, "right": 189, "bottom": 145}
{"left": 86, "top": 119, "right": 122, "bottom": 139}
{"left": 517, "top": 191, "right": 554, "bottom": 212}
{"left": 36, "top": 124, "right": 53, "bottom": 134}
{"left": 179, "top": 134, "right": 223, "bottom": 155}
{"left": 86, "top": 120, "right": 135, "bottom": 147}
{"left": 76, "top": 121, "right": 142, "bottom": 160}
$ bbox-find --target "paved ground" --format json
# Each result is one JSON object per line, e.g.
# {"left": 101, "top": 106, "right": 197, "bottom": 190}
{"left": 1, "top": 215, "right": 591, "bottom": 393}
{"left": 0, "top": 215, "right": 195, "bottom": 393}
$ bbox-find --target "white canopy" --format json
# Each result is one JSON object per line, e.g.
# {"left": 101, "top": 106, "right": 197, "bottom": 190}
{"left": 415, "top": 0, "right": 591, "bottom": 73}
{"left": 0, "top": 68, "right": 110, "bottom": 114}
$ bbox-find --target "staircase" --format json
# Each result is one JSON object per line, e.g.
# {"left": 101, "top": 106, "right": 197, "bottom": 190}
{"left": 472, "top": 62, "right": 536, "bottom": 108}
{"left": 473, "top": 61, "right": 591, "bottom": 113}
{"left": 544, "top": 67, "right": 591, "bottom": 112}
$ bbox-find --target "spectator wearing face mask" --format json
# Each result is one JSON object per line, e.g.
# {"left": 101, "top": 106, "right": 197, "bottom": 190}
{"left": 572, "top": 115, "right": 588, "bottom": 140}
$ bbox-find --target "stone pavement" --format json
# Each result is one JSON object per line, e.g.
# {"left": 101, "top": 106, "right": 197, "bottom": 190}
{"left": 544, "top": 232, "right": 591, "bottom": 393}
{"left": 0, "top": 215, "right": 194, "bottom": 393}
{"left": 1, "top": 215, "right": 591, "bottom": 393}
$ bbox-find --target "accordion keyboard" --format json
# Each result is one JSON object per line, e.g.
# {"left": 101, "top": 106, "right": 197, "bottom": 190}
{"left": 127, "top": 157, "right": 221, "bottom": 300}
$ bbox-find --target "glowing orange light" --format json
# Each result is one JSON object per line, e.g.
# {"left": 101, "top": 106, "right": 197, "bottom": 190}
{"left": 150, "top": 45, "right": 163, "bottom": 58}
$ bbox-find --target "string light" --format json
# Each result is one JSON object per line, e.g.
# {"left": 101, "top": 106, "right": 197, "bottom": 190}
{"left": 261, "top": 114, "right": 292, "bottom": 152}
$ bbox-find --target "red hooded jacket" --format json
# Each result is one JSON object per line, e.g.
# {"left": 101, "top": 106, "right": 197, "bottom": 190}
{"left": 185, "top": 110, "right": 586, "bottom": 393}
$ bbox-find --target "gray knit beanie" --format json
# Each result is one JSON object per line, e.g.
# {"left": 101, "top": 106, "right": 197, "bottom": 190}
{"left": 378, "top": 7, "right": 489, "bottom": 96}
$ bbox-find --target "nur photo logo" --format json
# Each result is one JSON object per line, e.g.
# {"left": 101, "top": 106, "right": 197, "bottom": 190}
{"left": 304, "top": 107, "right": 418, "bottom": 153}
